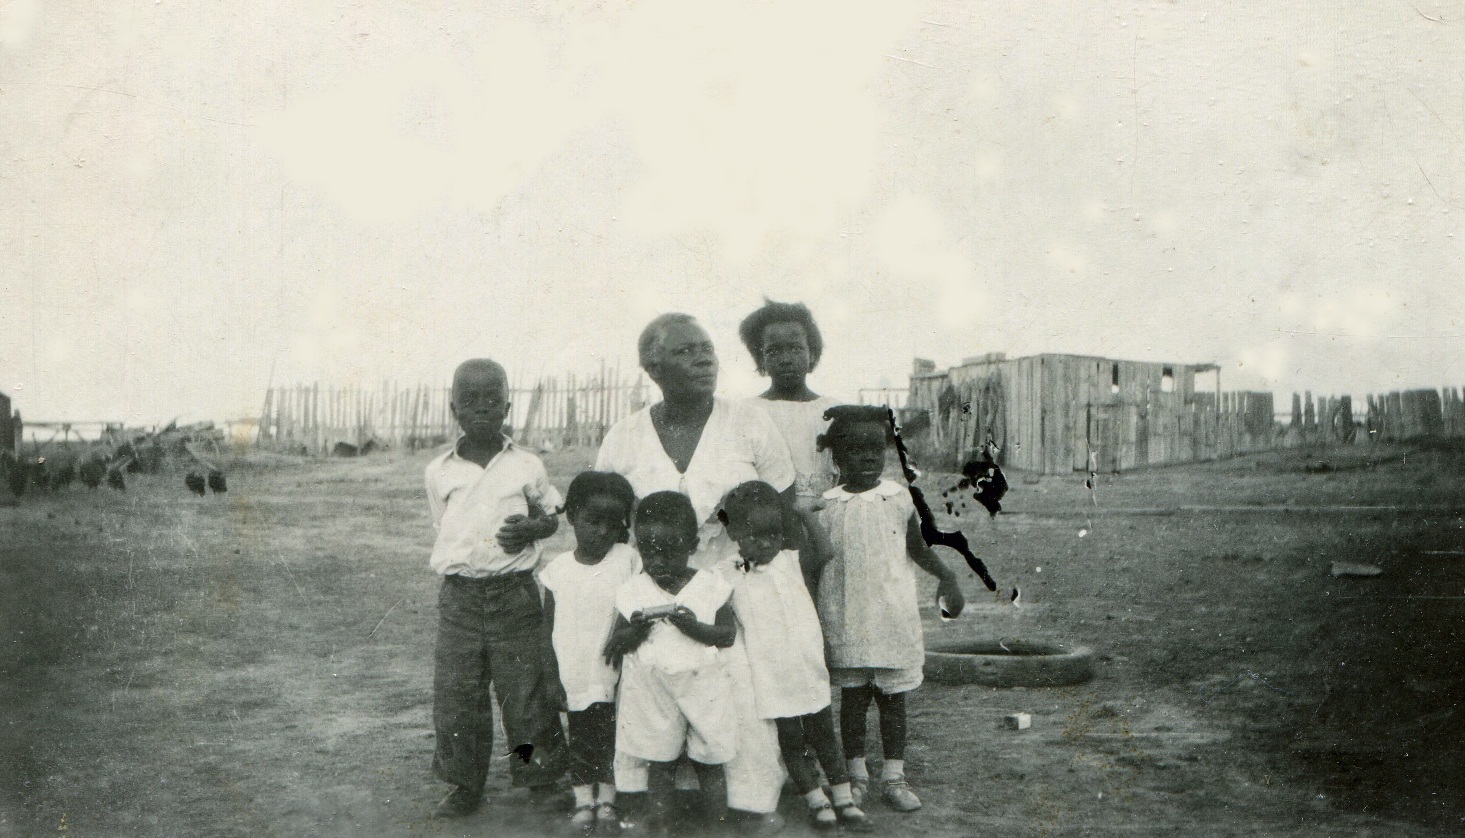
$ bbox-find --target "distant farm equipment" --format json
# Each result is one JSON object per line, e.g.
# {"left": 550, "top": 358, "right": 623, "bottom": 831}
{"left": 1, "top": 420, "right": 230, "bottom": 502}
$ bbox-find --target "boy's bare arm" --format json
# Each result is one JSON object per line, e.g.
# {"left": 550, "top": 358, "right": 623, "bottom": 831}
{"left": 666, "top": 603, "right": 736, "bottom": 648}
{"left": 905, "top": 513, "right": 966, "bottom": 616}
{"left": 603, "top": 613, "right": 652, "bottom": 667}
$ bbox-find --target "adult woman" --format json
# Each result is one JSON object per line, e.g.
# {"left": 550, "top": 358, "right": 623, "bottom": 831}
{"left": 739, "top": 300, "right": 843, "bottom": 507}
{"left": 595, "top": 312, "right": 795, "bottom": 829}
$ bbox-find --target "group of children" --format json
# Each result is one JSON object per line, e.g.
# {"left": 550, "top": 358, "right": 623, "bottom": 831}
{"left": 425, "top": 346, "right": 967, "bottom": 835}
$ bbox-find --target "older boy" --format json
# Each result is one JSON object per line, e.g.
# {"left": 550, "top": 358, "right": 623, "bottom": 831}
{"left": 426, "top": 359, "right": 567, "bottom": 818}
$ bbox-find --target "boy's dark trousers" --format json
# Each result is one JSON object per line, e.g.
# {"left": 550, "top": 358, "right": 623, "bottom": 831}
{"left": 432, "top": 572, "right": 567, "bottom": 793}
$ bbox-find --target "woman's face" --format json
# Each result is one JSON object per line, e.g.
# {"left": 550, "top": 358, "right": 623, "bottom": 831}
{"left": 649, "top": 321, "right": 718, "bottom": 400}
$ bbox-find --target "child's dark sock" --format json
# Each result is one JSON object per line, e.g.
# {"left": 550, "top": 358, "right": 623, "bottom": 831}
{"left": 873, "top": 689, "right": 908, "bottom": 762}
{"left": 840, "top": 686, "right": 876, "bottom": 759}
{"left": 647, "top": 762, "right": 674, "bottom": 828}
{"left": 692, "top": 761, "right": 728, "bottom": 829}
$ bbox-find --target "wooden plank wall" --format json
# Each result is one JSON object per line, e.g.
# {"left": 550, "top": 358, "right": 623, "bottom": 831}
{"left": 912, "top": 357, "right": 1465, "bottom": 474}
{"left": 909, "top": 355, "right": 1296, "bottom": 474}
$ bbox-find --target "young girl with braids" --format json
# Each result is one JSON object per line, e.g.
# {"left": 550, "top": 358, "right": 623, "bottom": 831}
{"left": 814, "top": 405, "right": 966, "bottom": 813}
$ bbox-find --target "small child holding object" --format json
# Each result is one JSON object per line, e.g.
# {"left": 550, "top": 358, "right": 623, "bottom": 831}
{"left": 717, "top": 480, "right": 870, "bottom": 831}
{"left": 603, "top": 491, "right": 738, "bottom": 834}
{"left": 815, "top": 405, "right": 966, "bottom": 813}
{"left": 539, "top": 471, "right": 641, "bottom": 835}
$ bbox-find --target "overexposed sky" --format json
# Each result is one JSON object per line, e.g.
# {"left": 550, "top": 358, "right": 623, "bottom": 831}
{"left": 3, "top": 0, "right": 1462, "bottom": 423}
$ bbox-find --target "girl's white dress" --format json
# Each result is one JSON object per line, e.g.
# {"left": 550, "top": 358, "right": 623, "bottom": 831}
{"left": 817, "top": 480, "right": 925, "bottom": 670}
{"left": 538, "top": 544, "right": 641, "bottom": 711}
{"left": 751, "top": 395, "right": 842, "bottom": 502}
{"left": 594, "top": 397, "right": 795, "bottom": 813}
{"left": 727, "top": 549, "right": 830, "bottom": 720}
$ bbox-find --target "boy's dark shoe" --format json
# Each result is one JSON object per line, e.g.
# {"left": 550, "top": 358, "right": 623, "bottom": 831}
{"left": 433, "top": 786, "right": 482, "bottom": 818}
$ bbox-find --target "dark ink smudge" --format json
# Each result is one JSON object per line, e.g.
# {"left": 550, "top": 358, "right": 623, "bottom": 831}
{"left": 886, "top": 406, "right": 1001, "bottom": 593}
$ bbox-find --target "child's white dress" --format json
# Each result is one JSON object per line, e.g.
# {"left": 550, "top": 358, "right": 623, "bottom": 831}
{"left": 728, "top": 550, "right": 830, "bottom": 720}
{"left": 538, "top": 544, "right": 641, "bottom": 711}
{"left": 751, "top": 396, "right": 843, "bottom": 501}
{"left": 816, "top": 480, "right": 924, "bottom": 671}
{"left": 613, "top": 569, "right": 738, "bottom": 765}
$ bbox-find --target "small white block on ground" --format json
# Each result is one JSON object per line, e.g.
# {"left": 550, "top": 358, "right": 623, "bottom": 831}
{"left": 1330, "top": 562, "right": 1383, "bottom": 578}
{"left": 1003, "top": 713, "right": 1032, "bottom": 731}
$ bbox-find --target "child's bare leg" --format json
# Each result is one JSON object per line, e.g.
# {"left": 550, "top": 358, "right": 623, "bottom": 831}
{"left": 646, "top": 761, "right": 675, "bottom": 831}
{"left": 804, "top": 708, "right": 867, "bottom": 826}
{"left": 691, "top": 760, "right": 728, "bottom": 829}
{"left": 840, "top": 686, "right": 875, "bottom": 760}
{"left": 873, "top": 690, "right": 907, "bottom": 764}
{"left": 774, "top": 717, "right": 821, "bottom": 794}
{"left": 873, "top": 689, "right": 920, "bottom": 812}
{"left": 802, "top": 708, "right": 849, "bottom": 785}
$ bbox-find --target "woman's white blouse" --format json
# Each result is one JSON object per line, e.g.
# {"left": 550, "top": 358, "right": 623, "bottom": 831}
{"left": 595, "top": 398, "right": 796, "bottom": 528}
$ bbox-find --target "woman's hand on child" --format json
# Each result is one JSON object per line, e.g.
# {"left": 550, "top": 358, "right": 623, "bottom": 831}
{"left": 936, "top": 575, "right": 966, "bottom": 618}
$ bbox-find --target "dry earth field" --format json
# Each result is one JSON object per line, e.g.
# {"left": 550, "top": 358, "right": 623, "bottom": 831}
{"left": 3, "top": 441, "right": 1464, "bottom": 837}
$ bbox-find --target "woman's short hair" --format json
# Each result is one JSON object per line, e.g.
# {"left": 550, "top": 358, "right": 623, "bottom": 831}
{"left": 638, "top": 313, "right": 701, "bottom": 371}
{"left": 738, "top": 300, "right": 823, "bottom": 375}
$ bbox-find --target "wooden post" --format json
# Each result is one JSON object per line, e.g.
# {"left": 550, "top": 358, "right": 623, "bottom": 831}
{"left": 259, "top": 388, "right": 274, "bottom": 446}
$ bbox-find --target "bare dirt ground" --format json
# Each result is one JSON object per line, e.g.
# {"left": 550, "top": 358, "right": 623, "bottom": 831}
{"left": 3, "top": 441, "right": 1463, "bottom": 837}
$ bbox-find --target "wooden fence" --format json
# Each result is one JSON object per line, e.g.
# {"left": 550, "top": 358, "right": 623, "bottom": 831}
{"left": 259, "top": 367, "right": 651, "bottom": 455}
{"left": 257, "top": 375, "right": 1465, "bottom": 460}
{"left": 905, "top": 380, "right": 1465, "bottom": 474}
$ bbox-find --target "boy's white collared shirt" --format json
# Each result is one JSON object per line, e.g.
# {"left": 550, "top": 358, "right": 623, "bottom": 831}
{"left": 425, "top": 435, "right": 564, "bottom": 577}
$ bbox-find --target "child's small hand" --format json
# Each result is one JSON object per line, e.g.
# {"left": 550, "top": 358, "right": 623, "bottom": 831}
{"left": 936, "top": 576, "right": 966, "bottom": 618}
{"left": 496, "top": 514, "right": 540, "bottom": 554}
{"left": 665, "top": 605, "right": 699, "bottom": 634}
{"left": 603, "top": 620, "right": 652, "bottom": 666}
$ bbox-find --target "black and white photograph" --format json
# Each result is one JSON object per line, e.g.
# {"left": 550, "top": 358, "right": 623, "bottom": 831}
{"left": 3, "top": 2, "right": 1463, "bottom": 835}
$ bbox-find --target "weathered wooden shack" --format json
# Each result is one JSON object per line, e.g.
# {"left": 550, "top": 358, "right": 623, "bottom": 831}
{"left": 907, "top": 353, "right": 1275, "bottom": 474}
